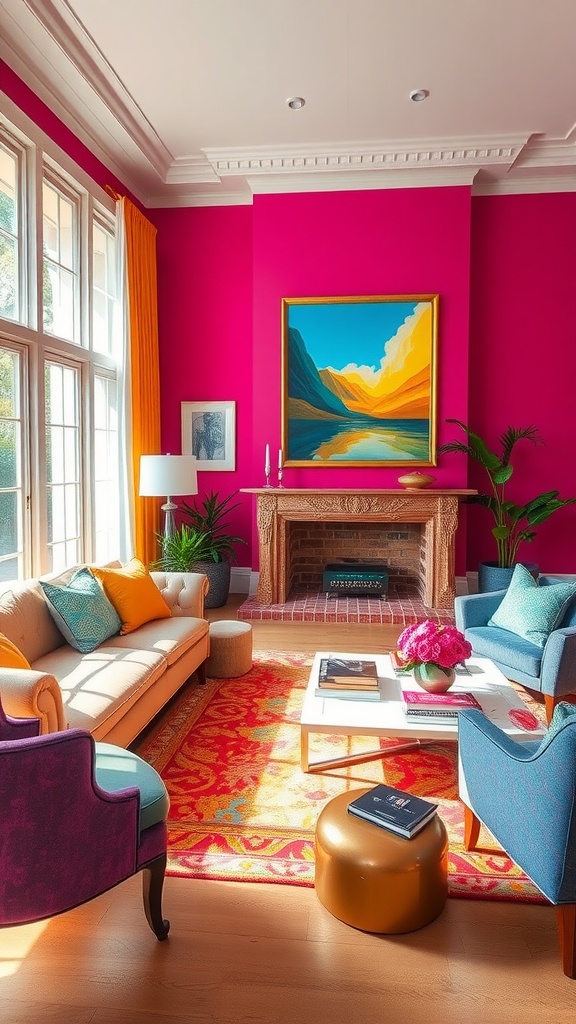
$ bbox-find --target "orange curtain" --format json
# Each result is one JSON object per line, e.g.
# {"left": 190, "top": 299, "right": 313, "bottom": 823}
{"left": 122, "top": 197, "right": 162, "bottom": 566}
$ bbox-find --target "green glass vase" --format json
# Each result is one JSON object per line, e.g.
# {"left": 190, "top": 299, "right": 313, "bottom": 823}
{"left": 413, "top": 663, "right": 456, "bottom": 694}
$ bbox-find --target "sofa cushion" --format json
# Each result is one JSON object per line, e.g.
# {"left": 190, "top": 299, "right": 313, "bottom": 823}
{"left": 0, "top": 631, "right": 31, "bottom": 669}
{"left": 465, "top": 626, "right": 543, "bottom": 678}
{"left": 0, "top": 580, "right": 65, "bottom": 663}
{"left": 32, "top": 644, "right": 167, "bottom": 737}
{"left": 90, "top": 558, "right": 171, "bottom": 635}
{"left": 39, "top": 568, "right": 122, "bottom": 653}
{"left": 94, "top": 743, "right": 169, "bottom": 833}
{"left": 105, "top": 615, "right": 209, "bottom": 665}
{"left": 488, "top": 563, "right": 576, "bottom": 648}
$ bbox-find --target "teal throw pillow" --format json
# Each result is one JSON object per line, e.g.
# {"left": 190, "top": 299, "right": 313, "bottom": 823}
{"left": 488, "top": 563, "right": 576, "bottom": 648}
{"left": 40, "top": 567, "right": 121, "bottom": 653}
{"left": 536, "top": 701, "right": 576, "bottom": 755}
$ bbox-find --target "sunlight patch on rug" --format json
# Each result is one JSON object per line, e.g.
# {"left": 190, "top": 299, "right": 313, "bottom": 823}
{"left": 136, "top": 649, "right": 546, "bottom": 903}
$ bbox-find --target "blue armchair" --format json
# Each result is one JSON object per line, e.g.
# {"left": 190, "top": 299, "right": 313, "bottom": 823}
{"left": 0, "top": 697, "right": 171, "bottom": 939}
{"left": 455, "top": 575, "right": 576, "bottom": 722}
{"left": 458, "top": 703, "right": 576, "bottom": 978}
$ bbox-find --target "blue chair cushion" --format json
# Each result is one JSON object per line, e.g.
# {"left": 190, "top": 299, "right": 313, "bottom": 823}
{"left": 40, "top": 568, "right": 121, "bottom": 653}
{"left": 488, "top": 564, "right": 576, "bottom": 648}
{"left": 465, "top": 625, "right": 543, "bottom": 677}
{"left": 94, "top": 743, "right": 169, "bottom": 833}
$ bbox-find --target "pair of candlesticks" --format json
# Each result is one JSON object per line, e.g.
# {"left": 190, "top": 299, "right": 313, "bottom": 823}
{"left": 264, "top": 444, "right": 284, "bottom": 488}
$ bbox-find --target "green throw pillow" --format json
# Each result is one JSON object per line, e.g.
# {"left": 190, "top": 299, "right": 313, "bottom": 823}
{"left": 40, "top": 567, "right": 122, "bottom": 653}
{"left": 488, "top": 563, "right": 576, "bottom": 648}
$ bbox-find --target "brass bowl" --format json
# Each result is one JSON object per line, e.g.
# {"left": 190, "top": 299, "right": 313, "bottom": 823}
{"left": 397, "top": 472, "right": 436, "bottom": 489}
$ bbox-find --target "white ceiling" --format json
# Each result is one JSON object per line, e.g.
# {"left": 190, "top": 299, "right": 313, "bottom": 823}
{"left": 2, "top": 0, "right": 576, "bottom": 207}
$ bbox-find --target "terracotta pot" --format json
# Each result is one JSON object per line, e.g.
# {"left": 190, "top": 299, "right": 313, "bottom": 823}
{"left": 413, "top": 663, "right": 456, "bottom": 693}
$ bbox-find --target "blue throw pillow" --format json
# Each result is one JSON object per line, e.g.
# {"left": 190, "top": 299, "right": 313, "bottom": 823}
{"left": 488, "top": 563, "right": 576, "bottom": 648}
{"left": 40, "top": 567, "right": 121, "bottom": 653}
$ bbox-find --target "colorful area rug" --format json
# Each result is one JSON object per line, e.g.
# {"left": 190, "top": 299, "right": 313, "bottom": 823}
{"left": 137, "top": 650, "right": 546, "bottom": 903}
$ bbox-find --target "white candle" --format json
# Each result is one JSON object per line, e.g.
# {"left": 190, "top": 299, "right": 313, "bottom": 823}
{"left": 265, "top": 444, "right": 270, "bottom": 476}
{"left": 278, "top": 448, "right": 283, "bottom": 470}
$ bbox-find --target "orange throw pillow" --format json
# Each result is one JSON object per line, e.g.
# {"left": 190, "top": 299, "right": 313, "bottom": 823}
{"left": 90, "top": 558, "right": 171, "bottom": 635}
{"left": 0, "top": 632, "right": 31, "bottom": 669}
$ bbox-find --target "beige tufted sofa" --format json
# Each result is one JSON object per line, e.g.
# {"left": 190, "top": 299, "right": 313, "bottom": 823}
{"left": 0, "top": 568, "right": 210, "bottom": 746}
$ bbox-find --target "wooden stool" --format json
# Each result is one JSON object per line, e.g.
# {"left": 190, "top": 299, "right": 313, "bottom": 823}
{"left": 314, "top": 788, "right": 448, "bottom": 933}
{"left": 206, "top": 620, "right": 253, "bottom": 678}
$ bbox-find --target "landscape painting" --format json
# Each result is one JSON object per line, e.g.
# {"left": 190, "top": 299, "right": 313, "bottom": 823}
{"left": 281, "top": 295, "right": 438, "bottom": 466}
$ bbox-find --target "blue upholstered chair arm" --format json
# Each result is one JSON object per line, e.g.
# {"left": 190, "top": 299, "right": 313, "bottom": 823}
{"left": 458, "top": 709, "right": 576, "bottom": 903}
{"left": 454, "top": 590, "right": 506, "bottom": 631}
{"left": 540, "top": 627, "right": 576, "bottom": 698}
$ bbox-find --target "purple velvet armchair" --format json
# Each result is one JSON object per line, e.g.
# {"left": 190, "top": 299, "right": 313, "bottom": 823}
{"left": 0, "top": 698, "right": 170, "bottom": 940}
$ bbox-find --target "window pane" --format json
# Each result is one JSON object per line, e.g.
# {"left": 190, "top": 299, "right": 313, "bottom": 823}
{"left": 42, "top": 179, "right": 78, "bottom": 343}
{"left": 0, "top": 347, "right": 23, "bottom": 577}
{"left": 0, "top": 143, "right": 19, "bottom": 322}
{"left": 0, "top": 234, "right": 17, "bottom": 320}
{"left": 93, "top": 219, "right": 119, "bottom": 356}
{"left": 94, "top": 374, "right": 119, "bottom": 562}
{"left": 45, "top": 361, "right": 81, "bottom": 572}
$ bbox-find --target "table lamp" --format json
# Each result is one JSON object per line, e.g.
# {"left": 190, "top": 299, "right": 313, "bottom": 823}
{"left": 139, "top": 454, "right": 199, "bottom": 541}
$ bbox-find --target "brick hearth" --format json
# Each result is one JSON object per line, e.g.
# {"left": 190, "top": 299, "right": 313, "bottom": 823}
{"left": 237, "top": 585, "right": 455, "bottom": 626}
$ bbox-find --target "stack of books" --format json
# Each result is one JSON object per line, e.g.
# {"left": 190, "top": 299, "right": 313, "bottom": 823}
{"left": 315, "top": 657, "right": 380, "bottom": 700}
{"left": 348, "top": 784, "right": 437, "bottom": 839}
{"left": 402, "top": 687, "right": 482, "bottom": 721}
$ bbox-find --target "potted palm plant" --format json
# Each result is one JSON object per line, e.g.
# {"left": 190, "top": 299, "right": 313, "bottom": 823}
{"left": 180, "top": 490, "right": 247, "bottom": 608}
{"left": 438, "top": 419, "right": 576, "bottom": 592}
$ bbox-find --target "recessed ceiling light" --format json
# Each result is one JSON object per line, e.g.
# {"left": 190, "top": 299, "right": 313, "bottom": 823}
{"left": 287, "top": 96, "right": 305, "bottom": 110}
{"left": 409, "top": 89, "right": 429, "bottom": 102}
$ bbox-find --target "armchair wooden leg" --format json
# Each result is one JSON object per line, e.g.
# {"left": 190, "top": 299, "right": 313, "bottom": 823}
{"left": 463, "top": 805, "right": 481, "bottom": 851}
{"left": 142, "top": 854, "right": 170, "bottom": 941}
{"left": 196, "top": 660, "right": 207, "bottom": 685}
{"left": 557, "top": 904, "right": 576, "bottom": 979}
{"left": 544, "top": 695, "right": 557, "bottom": 724}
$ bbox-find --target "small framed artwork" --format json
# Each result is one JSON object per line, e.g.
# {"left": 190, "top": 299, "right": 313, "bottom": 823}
{"left": 281, "top": 294, "right": 438, "bottom": 467}
{"left": 181, "top": 401, "right": 236, "bottom": 471}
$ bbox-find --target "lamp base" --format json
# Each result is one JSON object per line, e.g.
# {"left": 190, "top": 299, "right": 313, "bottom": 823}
{"left": 160, "top": 499, "right": 178, "bottom": 541}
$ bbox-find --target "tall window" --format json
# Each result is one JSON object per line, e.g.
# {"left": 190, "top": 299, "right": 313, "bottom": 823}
{"left": 0, "top": 112, "right": 123, "bottom": 580}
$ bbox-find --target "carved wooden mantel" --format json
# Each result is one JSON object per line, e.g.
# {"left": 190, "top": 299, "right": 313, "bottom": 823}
{"left": 241, "top": 488, "right": 475, "bottom": 610}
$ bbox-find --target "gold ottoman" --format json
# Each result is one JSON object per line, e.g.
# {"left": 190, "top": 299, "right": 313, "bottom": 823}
{"left": 314, "top": 788, "right": 448, "bottom": 933}
{"left": 206, "top": 620, "right": 253, "bottom": 678}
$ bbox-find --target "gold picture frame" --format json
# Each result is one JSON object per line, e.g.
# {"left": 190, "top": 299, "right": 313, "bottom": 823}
{"left": 281, "top": 294, "right": 438, "bottom": 467}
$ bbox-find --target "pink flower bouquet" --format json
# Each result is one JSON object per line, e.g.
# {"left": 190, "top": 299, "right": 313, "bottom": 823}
{"left": 396, "top": 620, "right": 472, "bottom": 673}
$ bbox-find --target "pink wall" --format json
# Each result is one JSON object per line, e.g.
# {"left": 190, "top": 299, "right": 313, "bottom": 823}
{"left": 467, "top": 193, "right": 576, "bottom": 573}
{"left": 249, "top": 188, "right": 473, "bottom": 566}
{"left": 151, "top": 206, "right": 254, "bottom": 555}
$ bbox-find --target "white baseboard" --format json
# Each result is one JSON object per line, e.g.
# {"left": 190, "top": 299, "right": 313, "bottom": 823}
{"left": 229, "top": 567, "right": 252, "bottom": 595}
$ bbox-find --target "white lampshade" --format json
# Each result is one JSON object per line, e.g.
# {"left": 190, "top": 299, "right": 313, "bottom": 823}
{"left": 139, "top": 455, "right": 198, "bottom": 498}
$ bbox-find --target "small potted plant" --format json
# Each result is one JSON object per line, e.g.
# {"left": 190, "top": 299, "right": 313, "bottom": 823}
{"left": 396, "top": 620, "right": 472, "bottom": 692}
{"left": 438, "top": 419, "right": 576, "bottom": 592}
{"left": 180, "top": 490, "right": 247, "bottom": 608}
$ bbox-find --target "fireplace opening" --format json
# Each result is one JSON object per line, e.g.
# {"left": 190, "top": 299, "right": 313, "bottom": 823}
{"left": 287, "top": 520, "right": 423, "bottom": 601}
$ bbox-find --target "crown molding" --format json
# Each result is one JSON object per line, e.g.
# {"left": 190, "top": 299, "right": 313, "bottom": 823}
{"left": 23, "top": 0, "right": 172, "bottom": 179}
{"left": 207, "top": 136, "right": 529, "bottom": 179}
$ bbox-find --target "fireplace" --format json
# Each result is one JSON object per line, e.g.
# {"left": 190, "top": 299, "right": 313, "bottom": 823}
{"left": 241, "top": 488, "right": 474, "bottom": 610}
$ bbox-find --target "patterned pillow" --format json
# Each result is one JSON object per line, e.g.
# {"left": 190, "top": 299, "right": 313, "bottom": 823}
{"left": 40, "top": 567, "right": 122, "bottom": 653}
{"left": 489, "top": 563, "right": 576, "bottom": 648}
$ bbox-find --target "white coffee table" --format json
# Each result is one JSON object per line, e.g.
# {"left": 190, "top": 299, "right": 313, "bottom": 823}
{"left": 300, "top": 651, "right": 546, "bottom": 772}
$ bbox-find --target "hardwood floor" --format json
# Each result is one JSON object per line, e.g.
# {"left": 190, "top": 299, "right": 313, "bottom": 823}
{"left": 2, "top": 597, "right": 574, "bottom": 1022}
